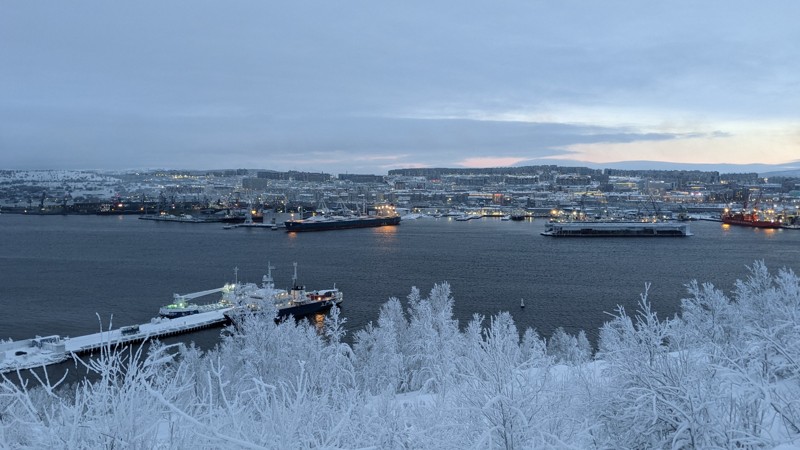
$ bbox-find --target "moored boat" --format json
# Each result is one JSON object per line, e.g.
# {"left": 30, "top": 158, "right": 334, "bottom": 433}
{"left": 542, "top": 220, "right": 692, "bottom": 237}
{"left": 510, "top": 209, "right": 527, "bottom": 221}
{"left": 224, "top": 263, "right": 343, "bottom": 321}
{"left": 284, "top": 204, "right": 400, "bottom": 232}
{"left": 720, "top": 191, "right": 782, "bottom": 229}
{"left": 159, "top": 283, "right": 237, "bottom": 318}
{"left": 720, "top": 209, "right": 781, "bottom": 228}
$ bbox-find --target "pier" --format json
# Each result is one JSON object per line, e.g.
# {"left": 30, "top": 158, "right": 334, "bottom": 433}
{"left": 1, "top": 309, "right": 231, "bottom": 374}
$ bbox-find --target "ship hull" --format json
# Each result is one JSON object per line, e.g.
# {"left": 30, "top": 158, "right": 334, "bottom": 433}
{"left": 721, "top": 217, "right": 781, "bottom": 228}
{"left": 224, "top": 299, "right": 342, "bottom": 323}
{"left": 542, "top": 221, "right": 692, "bottom": 237}
{"left": 159, "top": 309, "right": 200, "bottom": 319}
{"left": 284, "top": 216, "right": 401, "bottom": 232}
{"left": 276, "top": 298, "right": 342, "bottom": 318}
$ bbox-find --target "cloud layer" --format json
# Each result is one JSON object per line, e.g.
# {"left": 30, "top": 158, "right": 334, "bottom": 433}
{"left": 1, "top": 1, "right": 798, "bottom": 173}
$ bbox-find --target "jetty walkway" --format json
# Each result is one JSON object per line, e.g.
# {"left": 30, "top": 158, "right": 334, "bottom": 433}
{"left": 1, "top": 309, "right": 231, "bottom": 374}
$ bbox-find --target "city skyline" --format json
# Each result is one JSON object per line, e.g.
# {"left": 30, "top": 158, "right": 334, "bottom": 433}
{"left": 2, "top": 1, "right": 799, "bottom": 174}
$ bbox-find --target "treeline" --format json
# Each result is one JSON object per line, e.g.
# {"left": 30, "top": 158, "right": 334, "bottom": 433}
{"left": 2, "top": 262, "right": 799, "bottom": 448}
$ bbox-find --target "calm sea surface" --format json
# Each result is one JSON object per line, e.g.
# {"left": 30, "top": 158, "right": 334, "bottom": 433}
{"left": 1, "top": 214, "right": 799, "bottom": 349}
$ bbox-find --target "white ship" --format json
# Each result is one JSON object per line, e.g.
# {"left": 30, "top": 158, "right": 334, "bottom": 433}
{"left": 159, "top": 283, "right": 237, "bottom": 318}
{"left": 225, "top": 263, "right": 343, "bottom": 321}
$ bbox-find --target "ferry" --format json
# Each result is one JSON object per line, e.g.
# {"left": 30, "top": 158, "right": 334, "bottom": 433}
{"left": 542, "top": 220, "right": 692, "bottom": 237}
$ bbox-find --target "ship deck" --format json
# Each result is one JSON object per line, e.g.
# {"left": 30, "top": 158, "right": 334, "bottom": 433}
{"left": 542, "top": 221, "right": 692, "bottom": 237}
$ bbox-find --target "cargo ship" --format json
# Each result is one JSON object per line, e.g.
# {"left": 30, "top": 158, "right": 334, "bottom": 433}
{"left": 720, "top": 208, "right": 781, "bottom": 229}
{"left": 721, "top": 191, "right": 782, "bottom": 229}
{"left": 541, "top": 221, "right": 692, "bottom": 237}
{"left": 284, "top": 204, "right": 400, "bottom": 232}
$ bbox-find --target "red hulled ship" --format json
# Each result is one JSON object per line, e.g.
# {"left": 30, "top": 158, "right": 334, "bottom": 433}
{"left": 721, "top": 191, "right": 781, "bottom": 228}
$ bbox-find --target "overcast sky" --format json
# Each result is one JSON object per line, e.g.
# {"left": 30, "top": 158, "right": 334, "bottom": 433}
{"left": 2, "top": 1, "right": 799, "bottom": 174}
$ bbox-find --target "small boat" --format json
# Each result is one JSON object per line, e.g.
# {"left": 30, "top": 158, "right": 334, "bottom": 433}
{"left": 510, "top": 210, "right": 527, "bottom": 221}
{"left": 520, "top": 298, "right": 525, "bottom": 308}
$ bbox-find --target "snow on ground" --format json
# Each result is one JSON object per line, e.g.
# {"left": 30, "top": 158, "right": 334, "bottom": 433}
{"left": 0, "top": 309, "right": 230, "bottom": 374}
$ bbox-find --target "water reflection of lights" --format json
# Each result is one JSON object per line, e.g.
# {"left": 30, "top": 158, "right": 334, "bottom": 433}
{"left": 761, "top": 228, "right": 778, "bottom": 238}
{"left": 374, "top": 225, "right": 398, "bottom": 235}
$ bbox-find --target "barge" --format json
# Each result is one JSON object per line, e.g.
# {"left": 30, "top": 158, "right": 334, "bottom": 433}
{"left": 542, "top": 221, "right": 692, "bottom": 237}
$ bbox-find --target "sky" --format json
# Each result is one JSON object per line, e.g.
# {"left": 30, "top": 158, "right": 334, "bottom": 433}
{"left": 1, "top": 1, "right": 799, "bottom": 175}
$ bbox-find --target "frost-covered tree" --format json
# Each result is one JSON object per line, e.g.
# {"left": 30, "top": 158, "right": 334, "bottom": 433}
{"left": 403, "top": 283, "right": 460, "bottom": 393}
{"left": 520, "top": 327, "right": 549, "bottom": 367}
{"left": 454, "top": 312, "right": 533, "bottom": 448}
{"left": 3, "top": 266, "right": 800, "bottom": 448}
{"left": 353, "top": 298, "right": 405, "bottom": 394}
{"left": 546, "top": 327, "right": 591, "bottom": 364}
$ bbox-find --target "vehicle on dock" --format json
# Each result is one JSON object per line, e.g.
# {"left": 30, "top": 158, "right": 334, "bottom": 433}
{"left": 120, "top": 325, "right": 140, "bottom": 335}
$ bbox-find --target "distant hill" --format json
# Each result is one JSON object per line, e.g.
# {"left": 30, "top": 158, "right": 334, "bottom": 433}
{"left": 518, "top": 159, "right": 800, "bottom": 176}
{"left": 759, "top": 168, "right": 800, "bottom": 178}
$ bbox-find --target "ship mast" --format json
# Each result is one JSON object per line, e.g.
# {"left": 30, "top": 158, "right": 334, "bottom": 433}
{"left": 263, "top": 262, "right": 275, "bottom": 288}
{"left": 290, "top": 262, "right": 305, "bottom": 301}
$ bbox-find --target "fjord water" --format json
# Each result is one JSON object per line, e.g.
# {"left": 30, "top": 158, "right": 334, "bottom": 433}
{"left": 1, "top": 215, "right": 798, "bottom": 347}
